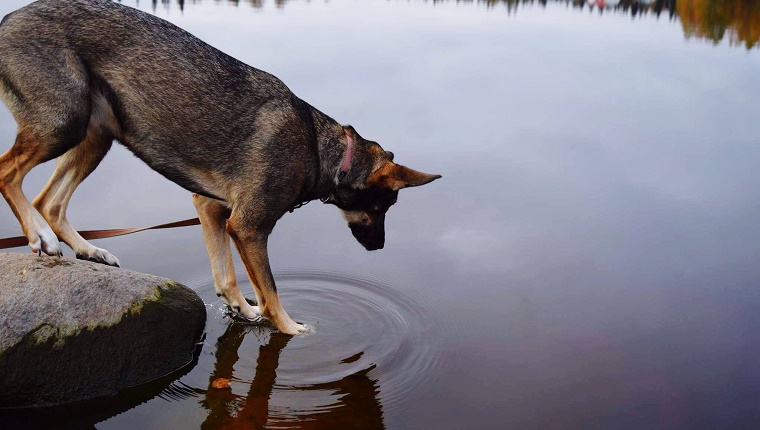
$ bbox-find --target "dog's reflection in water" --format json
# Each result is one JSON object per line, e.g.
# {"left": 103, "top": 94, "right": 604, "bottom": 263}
{"left": 200, "top": 322, "right": 385, "bottom": 429}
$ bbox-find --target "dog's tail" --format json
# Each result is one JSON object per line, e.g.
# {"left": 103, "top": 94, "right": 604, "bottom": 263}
{"left": 0, "top": 10, "right": 13, "bottom": 28}
{"left": 0, "top": 16, "right": 7, "bottom": 105}
{"left": 0, "top": 11, "right": 22, "bottom": 109}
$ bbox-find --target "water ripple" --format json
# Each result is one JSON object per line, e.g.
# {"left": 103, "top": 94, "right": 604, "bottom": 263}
{"left": 182, "top": 270, "right": 454, "bottom": 427}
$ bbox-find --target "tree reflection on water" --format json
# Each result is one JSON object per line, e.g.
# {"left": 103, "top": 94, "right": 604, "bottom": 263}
{"left": 573, "top": 0, "right": 758, "bottom": 49}
{"left": 138, "top": 0, "right": 760, "bottom": 49}
{"left": 677, "top": 0, "right": 760, "bottom": 49}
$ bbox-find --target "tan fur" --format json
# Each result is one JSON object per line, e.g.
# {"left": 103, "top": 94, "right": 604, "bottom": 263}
{"left": 89, "top": 88, "right": 122, "bottom": 137}
{"left": 188, "top": 168, "right": 233, "bottom": 202}
{"left": 0, "top": 128, "right": 62, "bottom": 257}
{"left": 193, "top": 194, "right": 261, "bottom": 318}
{"left": 32, "top": 126, "right": 117, "bottom": 265}
{"left": 193, "top": 194, "right": 302, "bottom": 333}
{"left": 226, "top": 212, "right": 303, "bottom": 335}
{"left": 341, "top": 209, "right": 372, "bottom": 226}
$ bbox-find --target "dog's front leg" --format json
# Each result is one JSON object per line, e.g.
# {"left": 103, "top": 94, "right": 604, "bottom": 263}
{"left": 193, "top": 194, "right": 260, "bottom": 319}
{"left": 226, "top": 215, "right": 304, "bottom": 335}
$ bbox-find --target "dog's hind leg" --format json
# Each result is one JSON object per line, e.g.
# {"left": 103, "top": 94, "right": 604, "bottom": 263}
{"left": 32, "top": 127, "right": 118, "bottom": 266}
{"left": 0, "top": 38, "right": 93, "bottom": 257}
{"left": 0, "top": 129, "right": 63, "bottom": 256}
{"left": 193, "top": 194, "right": 261, "bottom": 318}
{"left": 226, "top": 213, "right": 304, "bottom": 335}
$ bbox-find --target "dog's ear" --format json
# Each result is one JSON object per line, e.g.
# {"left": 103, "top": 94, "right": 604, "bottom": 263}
{"left": 367, "top": 161, "right": 441, "bottom": 191}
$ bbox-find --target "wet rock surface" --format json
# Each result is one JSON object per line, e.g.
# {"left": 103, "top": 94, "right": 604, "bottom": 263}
{"left": 0, "top": 252, "right": 206, "bottom": 408}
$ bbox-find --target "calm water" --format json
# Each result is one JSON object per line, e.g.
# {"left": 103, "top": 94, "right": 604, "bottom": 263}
{"left": 1, "top": 0, "right": 760, "bottom": 428}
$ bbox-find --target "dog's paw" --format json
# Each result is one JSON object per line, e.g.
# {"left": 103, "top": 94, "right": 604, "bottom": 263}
{"left": 29, "top": 227, "right": 62, "bottom": 257}
{"left": 228, "top": 298, "right": 262, "bottom": 321}
{"left": 239, "top": 303, "right": 262, "bottom": 319}
{"left": 76, "top": 247, "right": 120, "bottom": 267}
{"left": 277, "top": 320, "right": 307, "bottom": 336}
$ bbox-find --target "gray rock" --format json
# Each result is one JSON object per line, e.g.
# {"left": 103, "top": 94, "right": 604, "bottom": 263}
{"left": 0, "top": 252, "right": 206, "bottom": 408}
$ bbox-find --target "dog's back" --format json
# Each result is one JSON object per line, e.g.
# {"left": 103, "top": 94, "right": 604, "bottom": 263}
{"left": 0, "top": 0, "right": 318, "bottom": 198}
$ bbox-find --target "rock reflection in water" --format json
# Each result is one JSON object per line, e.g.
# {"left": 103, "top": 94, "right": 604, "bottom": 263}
{"left": 0, "top": 350, "right": 202, "bottom": 429}
{"left": 200, "top": 321, "right": 384, "bottom": 429}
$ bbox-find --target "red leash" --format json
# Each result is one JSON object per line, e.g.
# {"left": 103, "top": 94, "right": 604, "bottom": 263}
{"left": 0, "top": 217, "right": 201, "bottom": 250}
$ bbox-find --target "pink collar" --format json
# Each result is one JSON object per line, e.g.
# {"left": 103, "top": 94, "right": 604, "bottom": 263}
{"left": 337, "top": 132, "right": 354, "bottom": 183}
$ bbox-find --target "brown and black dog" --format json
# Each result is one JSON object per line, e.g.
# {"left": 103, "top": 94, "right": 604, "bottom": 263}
{"left": 0, "top": 0, "right": 439, "bottom": 334}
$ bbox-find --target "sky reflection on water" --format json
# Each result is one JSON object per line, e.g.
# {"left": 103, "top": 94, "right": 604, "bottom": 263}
{"left": 1, "top": 0, "right": 759, "bottom": 428}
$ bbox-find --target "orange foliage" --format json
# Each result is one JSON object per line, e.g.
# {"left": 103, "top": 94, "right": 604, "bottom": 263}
{"left": 678, "top": 0, "right": 760, "bottom": 49}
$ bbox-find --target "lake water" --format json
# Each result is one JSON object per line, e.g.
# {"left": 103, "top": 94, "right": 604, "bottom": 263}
{"left": 1, "top": 0, "right": 759, "bottom": 428}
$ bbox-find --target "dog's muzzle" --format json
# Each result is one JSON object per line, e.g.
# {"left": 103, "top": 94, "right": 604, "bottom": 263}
{"left": 349, "top": 223, "right": 385, "bottom": 251}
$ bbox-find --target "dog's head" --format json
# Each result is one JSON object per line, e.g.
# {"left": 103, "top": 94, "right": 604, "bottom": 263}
{"left": 324, "top": 127, "right": 441, "bottom": 251}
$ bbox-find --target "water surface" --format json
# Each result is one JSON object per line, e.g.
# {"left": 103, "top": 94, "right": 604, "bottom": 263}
{"left": 1, "top": 0, "right": 759, "bottom": 428}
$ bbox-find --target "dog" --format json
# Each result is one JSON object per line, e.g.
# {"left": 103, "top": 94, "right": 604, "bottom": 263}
{"left": 0, "top": 0, "right": 440, "bottom": 334}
